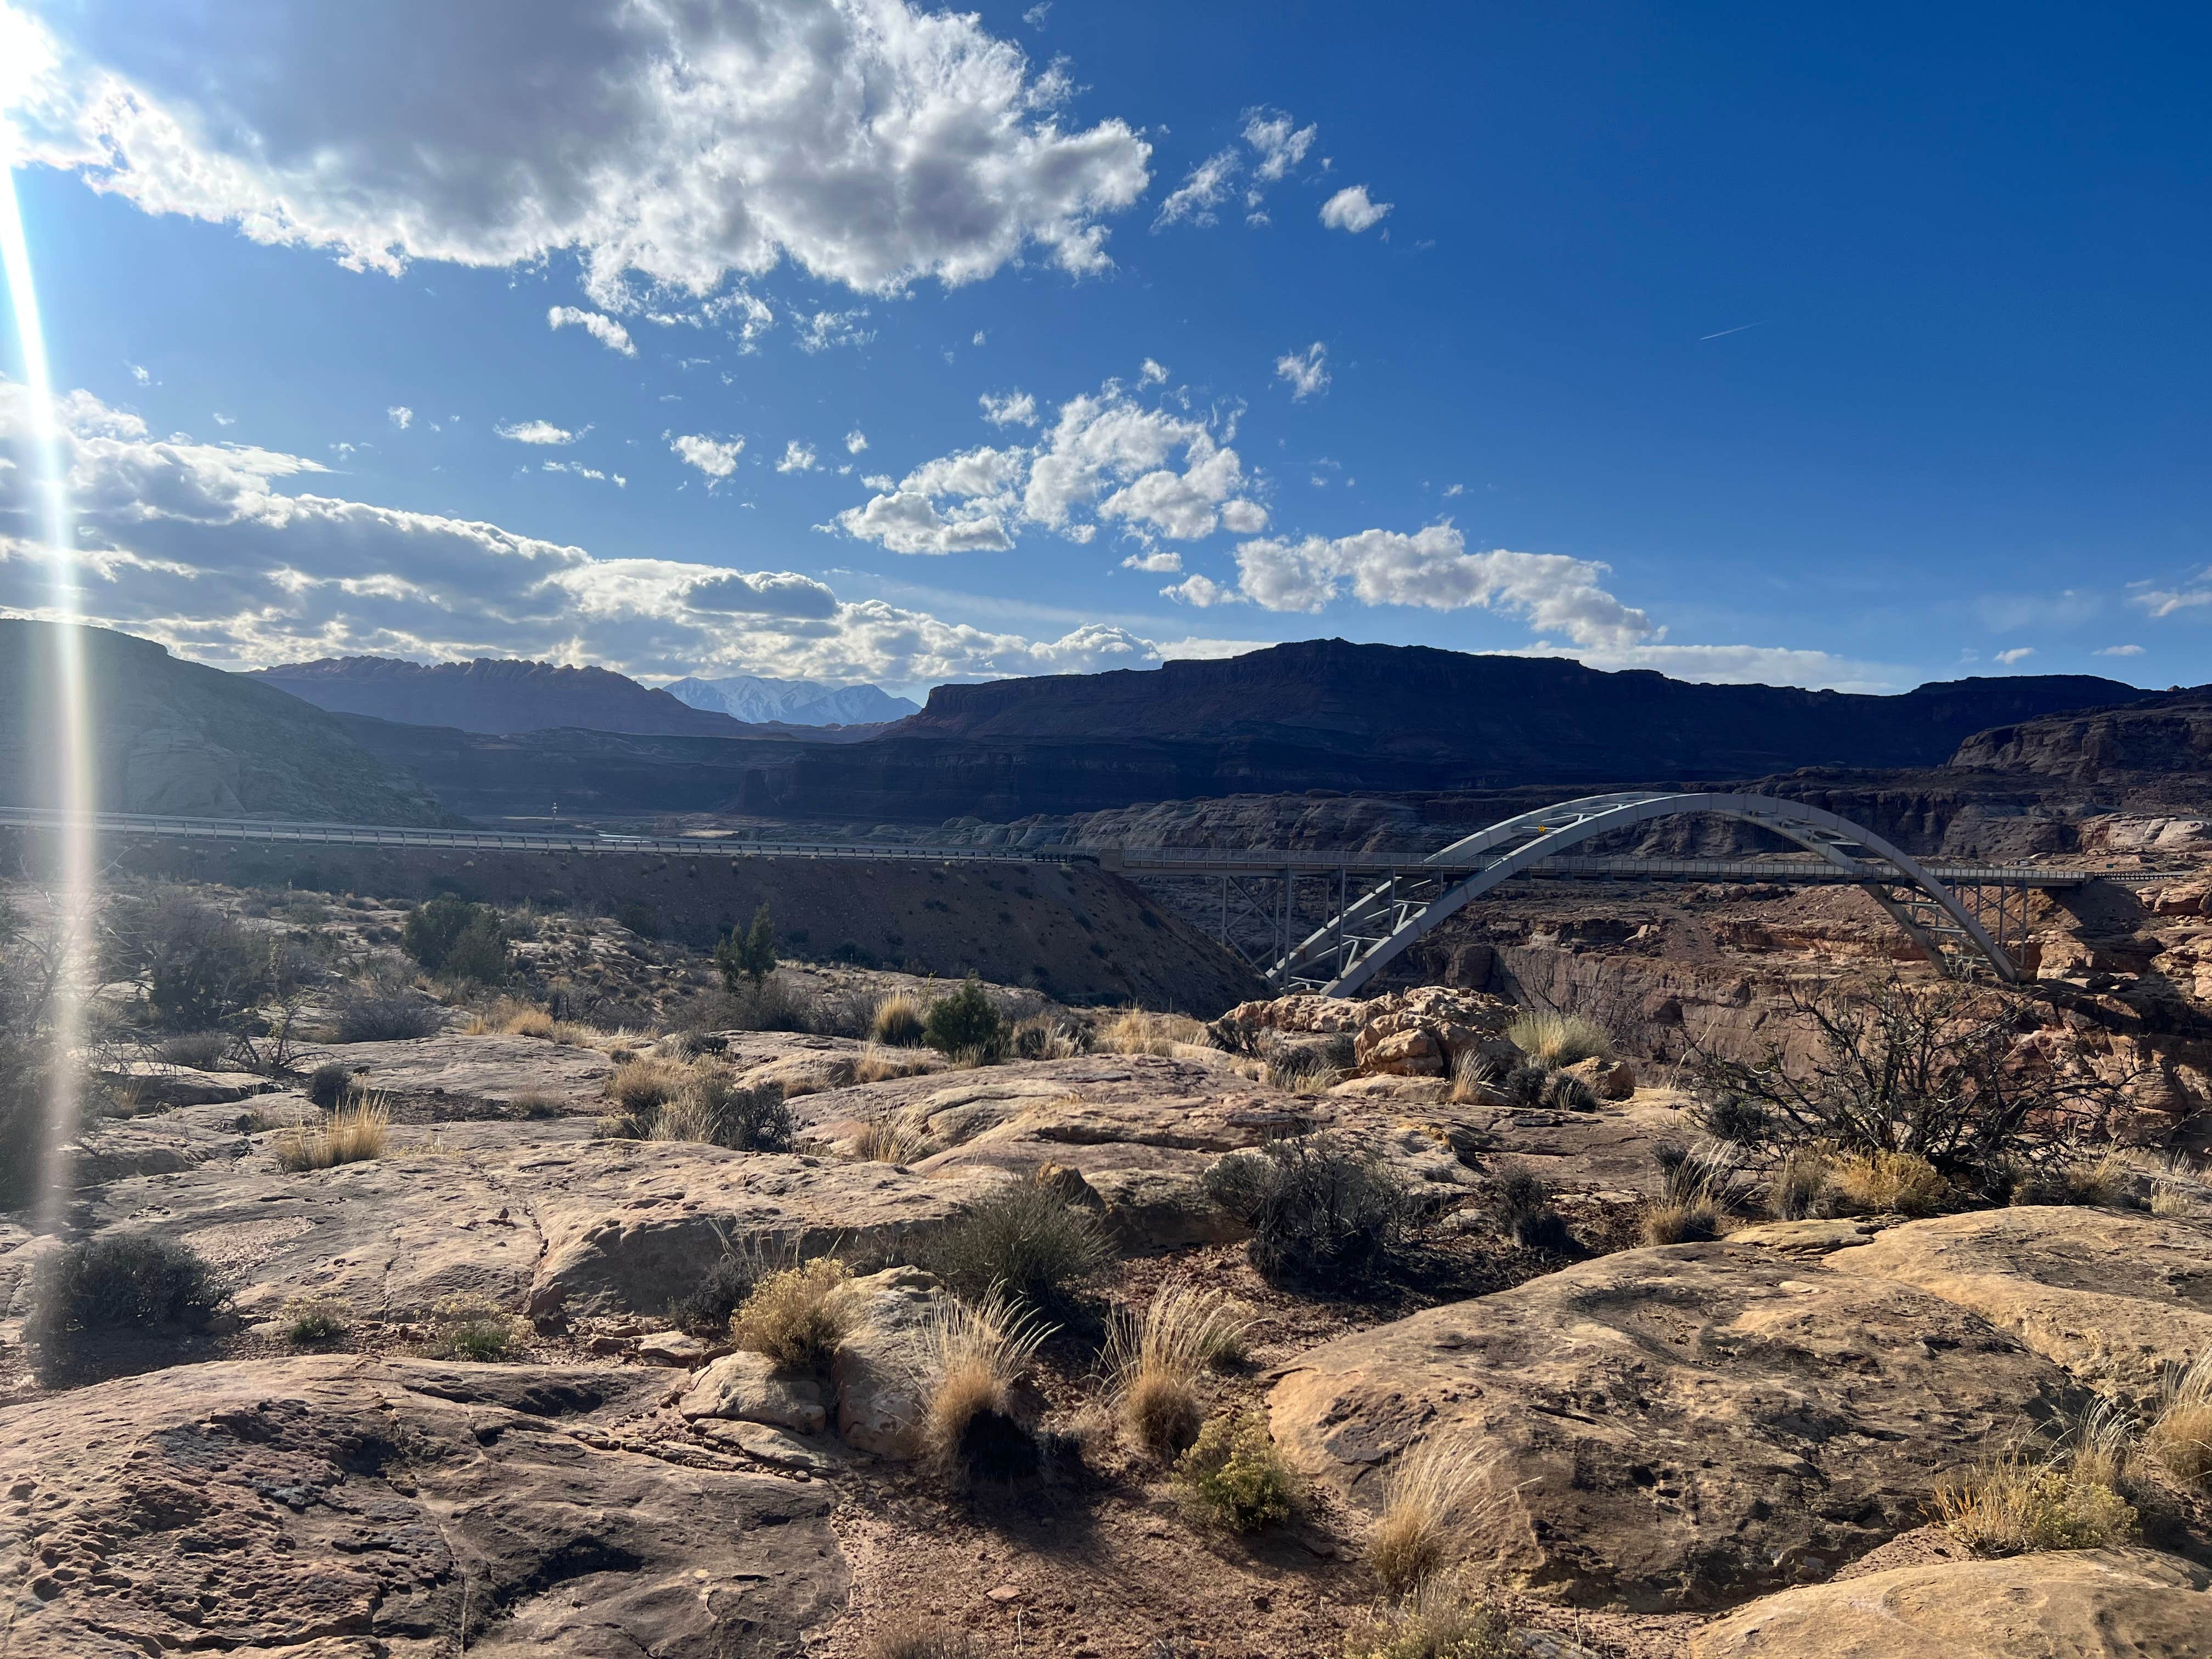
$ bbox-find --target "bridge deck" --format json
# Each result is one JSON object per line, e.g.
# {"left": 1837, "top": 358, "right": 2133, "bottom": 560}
{"left": 0, "top": 806, "right": 2169, "bottom": 888}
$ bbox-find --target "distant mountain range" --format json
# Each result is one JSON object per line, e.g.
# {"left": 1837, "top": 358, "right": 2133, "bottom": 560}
{"left": 249, "top": 656, "right": 911, "bottom": 738}
{"left": 662, "top": 673, "right": 918, "bottom": 726}
{"left": 782, "top": 640, "right": 2168, "bottom": 818}
{"left": 1, "top": 623, "right": 458, "bottom": 823}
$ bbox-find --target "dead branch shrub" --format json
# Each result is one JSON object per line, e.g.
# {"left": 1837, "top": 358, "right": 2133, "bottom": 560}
{"left": 1172, "top": 1409, "right": 1300, "bottom": 1532}
{"left": 1504, "top": 1011, "right": 1612, "bottom": 1070}
{"left": 326, "top": 991, "right": 442, "bottom": 1043}
{"left": 915, "top": 1175, "right": 1110, "bottom": 1306}
{"left": 731, "top": 1256, "right": 855, "bottom": 1369}
{"left": 1107, "top": 1277, "right": 1254, "bottom": 1460}
{"left": 1933, "top": 1451, "right": 2135, "bottom": 1554}
{"left": 1689, "top": 976, "right": 2135, "bottom": 1200}
{"left": 668, "top": 1232, "right": 782, "bottom": 1334}
{"left": 914, "top": 1287, "right": 1054, "bottom": 1485}
{"left": 1369, "top": 1440, "right": 1487, "bottom": 1594}
{"left": 274, "top": 1097, "right": 391, "bottom": 1171}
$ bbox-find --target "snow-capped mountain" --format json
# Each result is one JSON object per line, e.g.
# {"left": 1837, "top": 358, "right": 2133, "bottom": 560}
{"left": 662, "top": 674, "right": 920, "bottom": 727}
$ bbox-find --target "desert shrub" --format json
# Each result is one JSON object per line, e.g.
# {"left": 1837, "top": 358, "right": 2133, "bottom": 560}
{"left": 648, "top": 1071, "right": 794, "bottom": 1153}
{"left": 509, "top": 1092, "right": 564, "bottom": 1119}
{"left": 402, "top": 896, "right": 489, "bottom": 974}
{"left": 1108, "top": 1278, "right": 1254, "bottom": 1460}
{"left": 865, "top": 1620, "right": 986, "bottom": 1659}
{"left": 1768, "top": 1146, "right": 1831, "bottom": 1220}
{"left": 107, "top": 896, "right": 266, "bottom": 1032}
{"left": 2147, "top": 1352, "right": 2212, "bottom": 1487}
{"left": 1504, "top": 1011, "right": 1611, "bottom": 1070}
{"left": 1009, "top": 1013, "right": 1086, "bottom": 1061}
{"left": 307, "top": 1061, "right": 351, "bottom": 1109}
{"left": 1342, "top": 1572, "right": 1513, "bottom": 1659}
{"left": 2011, "top": 1151, "right": 2129, "bottom": 1209}
{"left": 328, "top": 992, "right": 441, "bottom": 1043}
{"left": 1204, "top": 1135, "right": 1418, "bottom": 1292}
{"left": 714, "top": 903, "right": 779, "bottom": 992}
{"left": 1831, "top": 1148, "right": 1949, "bottom": 1216}
{"left": 1494, "top": 1164, "right": 1571, "bottom": 1251}
{"left": 157, "top": 1030, "right": 234, "bottom": 1070}
{"left": 440, "top": 913, "right": 510, "bottom": 985}
{"left": 1690, "top": 976, "right": 2134, "bottom": 1196}
{"left": 431, "top": 1295, "right": 521, "bottom": 1362}
{"left": 607, "top": 1056, "right": 687, "bottom": 1116}
{"left": 26, "top": 1233, "right": 224, "bottom": 1372}
{"left": 731, "top": 1256, "right": 855, "bottom": 1368}
{"left": 713, "top": 970, "right": 814, "bottom": 1034}
{"left": 283, "top": 1296, "right": 352, "bottom": 1342}
{"left": 615, "top": 900, "right": 663, "bottom": 940}
{"left": 869, "top": 992, "right": 928, "bottom": 1047}
{"left": 1699, "top": 1091, "right": 1774, "bottom": 1148}
{"left": 1498, "top": 1064, "right": 1550, "bottom": 1108}
{"left": 923, "top": 975, "right": 1005, "bottom": 1059}
{"left": 273, "top": 1098, "right": 390, "bottom": 1171}
{"left": 916, "top": 1176, "right": 1110, "bottom": 1306}
{"left": 1543, "top": 1070, "right": 1599, "bottom": 1113}
{"left": 1173, "top": 1410, "right": 1299, "bottom": 1532}
{"left": 1933, "top": 1452, "right": 2135, "bottom": 1554}
{"left": 1369, "top": 1441, "right": 1487, "bottom": 1594}
{"left": 915, "top": 1287, "right": 1054, "bottom": 1485}
{"left": 669, "top": 1235, "right": 777, "bottom": 1333}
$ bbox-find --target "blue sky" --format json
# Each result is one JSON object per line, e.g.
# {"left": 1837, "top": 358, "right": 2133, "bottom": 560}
{"left": 3, "top": 1, "right": 2208, "bottom": 698}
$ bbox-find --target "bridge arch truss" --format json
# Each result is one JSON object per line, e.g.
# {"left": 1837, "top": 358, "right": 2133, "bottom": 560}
{"left": 1259, "top": 791, "right": 2024, "bottom": 995}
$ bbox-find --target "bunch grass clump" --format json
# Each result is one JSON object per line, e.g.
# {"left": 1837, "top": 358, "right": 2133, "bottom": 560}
{"left": 1172, "top": 1409, "right": 1300, "bottom": 1532}
{"left": 1503, "top": 1011, "right": 1612, "bottom": 1071}
{"left": 869, "top": 992, "right": 928, "bottom": 1048}
{"left": 1107, "top": 1278, "right": 1255, "bottom": 1460}
{"left": 1641, "top": 1141, "right": 1736, "bottom": 1245}
{"left": 917, "top": 1175, "right": 1110, "bottom": 1306}
{"left": 606, "top": 1056, "right": 688, "bottom": 1116}
{"left": 731, "top": 1256, "right": 856, "bottom": 1369}
{"left": 274, "top": 1097, "right": 391, "bottom": 1172}
{"left": 2147, "top": 1351, "right": 2212, "bottom": 1487}
{"left": 851, "top": 1107, "right": 933, "bottom": 1165}
{"left": 1342, "top": 1571, "right": 1514, "bottom": 1659}
{"left": 1831, "top": 1148, "right": 1949, "bottom": 1216}
{"left": 282, "top": 1296, "right": 353, "bottom": 1343}
{"left": 1368, "top": 1440, "right": 1488, "bottom": 1594}
{"left": 1768, "top": 1146, "right": 1832, "bottom": 1220}
{"left": 864, "top": 1620, "right": 986, "bottom": 1659}
{"left": 1093, "top": 1008, "right": 1206, "bottom": 1057}
{"left": 854, "top": 1042, "right": 938, "bottom": 1084}
{"left": 914, "top": 1286, "right": 1055, "bottom": 1485}
{"left": 431, "top": 1295, "right": 521, "bottom": 1362}
{"left": 1008, "top": 1013, "right": 1087, "bottom": 1060}
{"left": 1932, "top": 1449, "right": 2135, "bottom": 1554}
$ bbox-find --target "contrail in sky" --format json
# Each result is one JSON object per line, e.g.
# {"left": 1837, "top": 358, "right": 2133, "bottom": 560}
{"left": 1699, "top": 321, "right": 1764, "bottom": 341}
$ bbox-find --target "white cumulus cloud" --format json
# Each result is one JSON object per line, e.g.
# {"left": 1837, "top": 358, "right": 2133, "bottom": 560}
{"left": 495, "top": 420, "right": 580, "bottom": 445}
{"left": 979, "top": 390, "right": 1038, "bottom": 427}
{"left": 387, "top": 405, "right": 414, "bottom": 429}
{"left": 777, "top": 440, "right": 819, "bottom": 473}
{"left": 547, "top": 306, "right": 637, "bottom": 356}
{"left": 844, "top": 428, "right": 868, "bottom": 454}
{"left": 1275, "top": 342, "right": 1328, "bottom": 400}
{"left": 10, "top": 0, "right": 1152, "bottom": 303}
{"left": 1319, "top": 184, "right": 1391, "bottom": 233}
{"left": 670, "top": 433, "right": 744, "bottom": 479}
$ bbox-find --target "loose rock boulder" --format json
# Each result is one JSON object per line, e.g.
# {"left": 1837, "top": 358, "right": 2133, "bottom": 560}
{"left": 1269, "top": 1242, "right": 2083, "bottom": 1611}
{"left": 1351, "top": 985, "right": 1519, "bottom": 1077}
{"left": 0, "top": 1356, "right": 847, "bottom": 1657}
{"left": 1689, "top": 1547, "right": 2212, "bottom": 1658}
{"left": 1825, "top": 1205, "right": 2212, "bottom": 1401}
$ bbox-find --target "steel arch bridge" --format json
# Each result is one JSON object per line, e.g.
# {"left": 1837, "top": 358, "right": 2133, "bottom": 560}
{"left": 1246, "top": 791, "right": 2028, "bottom": 995}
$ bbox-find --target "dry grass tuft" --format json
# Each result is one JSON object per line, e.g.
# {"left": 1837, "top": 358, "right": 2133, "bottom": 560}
{"left": 1107, "top": 1277, "right": 1255, "bottom": 1460}
{"left": 2063, "top": 1395, "right": 2138, "bottom": 1492}
{"left": 914, "top": 1288, "right": 1055, "bottom": 1483}
{"left": 1369, "top": 1440, "right": 1488, "bottom": 1594}
{"left": 730, "top": 1256, "right": 856, "bottom": 1369}
{"left": 1008, "top": 1013, "right": 1087, "bottom": 1060}
{"left": 1504, "top": 1010, "right": 1612, "bottom": 1070}
{"left": 863, "top": 1619, "right": 985, "bottom": 1659}
{"left": 2147, "top": 1351, "right": 2212, "bottom": 1488}
{"left": 430, "top": 1295, "right": 521, "bottom": 1362}
{"left": 854, "top": 1042, "right": 937, "bottom": 1084}
{"left": 1641, "top": 1142, "right": 1736, "bottom": 1244}
{"left": 1831, "top": 1148, "right": 1949, "bottom": 1216}
{"left": 868, "top": 992, "right": 928, "bottom": 1048}
{"left": 1342, "top": 1571, "right": 1514, "bottom": 1659}
{"left": 1933, "top": 1450, "right": 2136, "bottom": 1554}
{"left": 1768, "top": 1145, "right": 1832, "bottom": 1220}
{"left": 274, "top": 1097, "right": 391, "bottom": 1172}
{"left": 281, "top": 1296, "right": 352, "bottom": 1343}
{"left": 606, "top": 1056, "right": 689, "bottom": 1115}
{"left": 851, "top": 1108, "right": 933, "bottom": 1165}
{"left": 1093, "top": 1008, "right": 1206, "bottom": 1057}
{"left": 2152, "top": 1181, "right": 2204, "bottom": 1220}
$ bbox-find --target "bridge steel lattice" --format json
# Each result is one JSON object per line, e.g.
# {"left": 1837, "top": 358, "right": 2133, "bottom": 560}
{"left": 1239, "top": 791, "right": 2039, "bottom": 995}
